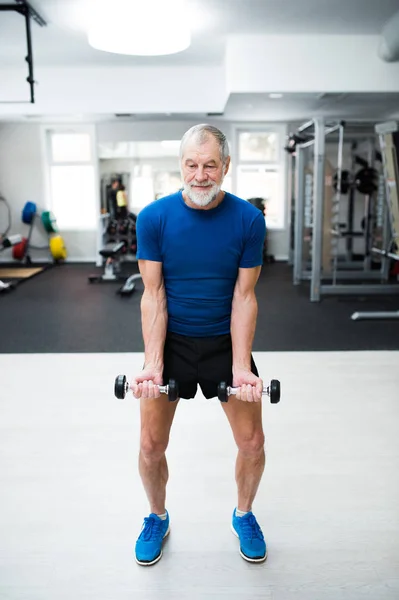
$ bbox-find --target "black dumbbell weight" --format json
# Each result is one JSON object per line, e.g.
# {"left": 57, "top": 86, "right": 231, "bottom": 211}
{"left": 128, "top": 221, "right": 137, "bottom": 235}
{"left": 355, "top": 167, "right": 378, "bottom": 195}
{"left": 118, "top": 220, "right": 129, "bottom": 235}
{"left": 107, "top": 220, "right": 118, "bottom": 236}
{"left": 218, "top": 379, "right": 281, "bottom": 404}
{"left": 114, "top": 375, "right": 179, "bottom": 401}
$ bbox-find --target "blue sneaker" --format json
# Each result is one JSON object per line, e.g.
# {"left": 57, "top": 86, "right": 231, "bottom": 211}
{"left": 135, "top": 512, "right": 170, "bottom": 566}
{"left": 232, "top": 509, "right": 267, "bottom": 562}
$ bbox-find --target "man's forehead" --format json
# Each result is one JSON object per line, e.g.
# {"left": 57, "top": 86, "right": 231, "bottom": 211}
{"left": 183, "top": 140, "right": 220, "bottom": 162}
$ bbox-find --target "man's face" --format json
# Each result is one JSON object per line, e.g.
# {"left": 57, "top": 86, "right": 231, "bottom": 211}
{"left": 181, "top": 136, "right": 230, "bottom": 207}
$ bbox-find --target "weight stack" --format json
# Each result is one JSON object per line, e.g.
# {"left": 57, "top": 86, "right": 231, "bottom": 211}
{"left": 322, "top": 160, "right": 335, "bottom": 273}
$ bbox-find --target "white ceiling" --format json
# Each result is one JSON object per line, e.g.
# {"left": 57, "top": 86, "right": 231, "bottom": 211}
{"left": 1, "top": 1, "right": 399, "bottom": 123}
{"left": 0, "top": 0, "right": 398, "bottom": 67}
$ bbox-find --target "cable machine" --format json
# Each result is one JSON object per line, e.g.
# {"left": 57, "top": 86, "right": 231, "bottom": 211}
{"left": 287, "top": 118, "right": 398, "bottom": 302}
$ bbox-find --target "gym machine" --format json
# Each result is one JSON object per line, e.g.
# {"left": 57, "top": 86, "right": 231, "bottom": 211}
{"left": 247, "top": 197, "right": 275, "bottom": 263}
{"left": 287, "top": 118, "right": 399, "bottom": 301}
{"left": 90, "top": 173, "right": 142, "bottom": 296}
{"left": 88, "top": 236, "right": 142, "bottom": 296}
{"left": 351, "top": 121, "right": 399, "bottom": 320}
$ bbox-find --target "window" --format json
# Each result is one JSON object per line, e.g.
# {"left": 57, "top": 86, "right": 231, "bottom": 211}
{"left": 46, "top": 129, "right": 97, "bottom": 230}
{"left": 235, "top": 129, "right": 284, "bottom": 228}
{"left": 154, "top": 170, "right": 182, "bottom": 199}
{"left": 50, "top": 166, "right": 96, "bottom": 230}
{"left": 239, "top": 132, "right": 278, "bottom": 163}
{"left": 223, "top": 173, "right": 233, "bottom": 194}
{"left": 131, "top": 165, "right": 155, "bottom": 208}
{"left": 237, "top": 166, "right": 281, "bottom": 228}
{"left": 51, "top": 133, "right": 92, "bottom": 163}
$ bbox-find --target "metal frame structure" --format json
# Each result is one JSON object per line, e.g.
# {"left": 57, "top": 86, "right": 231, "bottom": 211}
{"left": 352, "top": 121, "right": 399, "bottom": 320}
{"left": 0, "top": 0, "right": 47, "bottom": 103}
{"left": 290, "top": 118, "right": 399, "bottom": 301}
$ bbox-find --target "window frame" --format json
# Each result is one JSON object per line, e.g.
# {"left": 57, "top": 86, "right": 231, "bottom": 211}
{"left": 231, "top": 123, "right": 287, "bottom": 231}
{"left": 42, "top": 124, "right": 100, "bottom": 236}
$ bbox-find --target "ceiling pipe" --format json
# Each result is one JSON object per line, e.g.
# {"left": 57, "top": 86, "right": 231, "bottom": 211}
{"left": 378, "top": 9, "right": 399, "bottom": 62}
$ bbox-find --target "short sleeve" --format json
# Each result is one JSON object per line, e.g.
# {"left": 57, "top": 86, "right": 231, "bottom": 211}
{"left": 239, "top": 213, "right": 266, "bottom": 268}
{"left": 135, "top": 209, "right": 162, "bottom": 262}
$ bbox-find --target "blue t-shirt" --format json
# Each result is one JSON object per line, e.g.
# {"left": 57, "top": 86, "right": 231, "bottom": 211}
{"left": 136, "top": 190, "right": 266, "bottom": 337}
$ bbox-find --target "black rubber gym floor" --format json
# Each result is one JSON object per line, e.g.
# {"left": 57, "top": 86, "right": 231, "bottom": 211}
{"left": 1, "top": 262, "right": 399, "bottom": 353}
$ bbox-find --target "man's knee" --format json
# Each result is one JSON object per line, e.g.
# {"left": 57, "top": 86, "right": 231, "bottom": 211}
{"left": 140, "top": 435, "right": 169, "bottom": 461}
{"left": 236, "top": 430, "right": 265, "bottom": 457}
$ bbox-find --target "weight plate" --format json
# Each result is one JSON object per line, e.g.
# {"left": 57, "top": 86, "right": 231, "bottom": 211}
{"left": 114, "top": 375, "right": 127, "bottom": 399}
{"left": 168, "top": 379, "right": 179, "bottom": 402}
{"left": 270, "top": 379, "right": 281, "bottom": 404}
{"left": 42, "top": 211, "right": 58, "bottom": 233}
{"left": 22, "top": 202, "right": 37, "bottom": 225}
{"left": 12, "top": 237, "right": 28, "bottom": 260}
{"left": 218, "top": 381, "right": 228, "bottom": 403}
{"left": 355, "top": 167, "right": 378, "bottom": 195}
{"left": 49, "top": 235, "right": 67, "bottom": 261}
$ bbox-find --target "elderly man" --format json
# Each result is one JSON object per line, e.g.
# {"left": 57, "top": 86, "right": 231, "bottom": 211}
{"left": 131, "top": 124, "right": 267, "bottom": 566}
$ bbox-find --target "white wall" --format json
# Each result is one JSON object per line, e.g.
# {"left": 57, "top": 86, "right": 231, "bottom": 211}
{"left": 0, "top": 123, "right": 97, "bottom": 263}
{"left": 96, "top": 120, "right": 230, "bottom": 144}
{"left": 0, "top": 66, "right": 227, "bottom": 116}
{"left": 0, "top": 123, "right": 48, "bottom": 262}
{"left": 226, "top": 35, "right": 399, "bottom": 93}
{"left": 100, "top": 158, "right": 179, "bottom": 175}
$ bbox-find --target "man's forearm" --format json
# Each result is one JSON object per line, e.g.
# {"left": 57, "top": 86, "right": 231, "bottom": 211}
{"left": 230, "top": 292, "right": 258, "bottom": 371}
{"left": 141, "top": 288, "right": 168, "bottom": 368}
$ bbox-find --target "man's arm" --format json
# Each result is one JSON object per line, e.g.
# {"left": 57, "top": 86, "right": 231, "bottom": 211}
{"left": 139, "top": 259, "right": 168, "bottom": 371}
{"left": 230, "top": 265, "right": 263, "bottom": 400}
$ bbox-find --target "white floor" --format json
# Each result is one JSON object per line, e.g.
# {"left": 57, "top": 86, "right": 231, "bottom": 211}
{"left": 0, "top": 351, "right": 398, "bottom": 600}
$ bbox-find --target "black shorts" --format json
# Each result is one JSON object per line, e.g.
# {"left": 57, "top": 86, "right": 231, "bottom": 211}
{"left": 162, "top": 331, "right": 258, "bottom": 400}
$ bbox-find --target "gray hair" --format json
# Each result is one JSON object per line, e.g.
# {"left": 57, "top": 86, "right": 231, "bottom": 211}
{"left": 179, "top": 124, "right": 230, "bottom": 164}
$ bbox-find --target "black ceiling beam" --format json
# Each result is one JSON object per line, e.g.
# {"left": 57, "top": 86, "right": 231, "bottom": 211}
{"left": 15, "top": 0, "right": 46, "bottom": 26}
{"left": 0, "top": 0, "right": 47, "bottom": 104}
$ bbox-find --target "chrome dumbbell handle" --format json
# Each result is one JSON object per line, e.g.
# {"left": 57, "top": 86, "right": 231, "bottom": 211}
{"left": 141, "top": 383, "right": 169, "bottom": 394}
{"left": 227, "top": 385, "right": 270, "bottom": 396}
{"left": 221, "top": 379, "right": 281, "bottom": 404}
{"left": 122, "top": 379, "right": 169, "bottom": 395}
{"left": 114, "top": 375, "right": 179, "bottom": 402}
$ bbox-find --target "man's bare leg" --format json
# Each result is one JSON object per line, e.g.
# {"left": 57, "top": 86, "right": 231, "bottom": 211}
{"left": 221, "top": 396, "right": 265, "bottom": 511}
{"left": 139, "top": 394, "right": 179, "bottom": 514}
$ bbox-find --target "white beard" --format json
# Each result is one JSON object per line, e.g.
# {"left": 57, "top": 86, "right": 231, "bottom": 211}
{"left": 183, "top": 180, "right": 222, "bottom": 207}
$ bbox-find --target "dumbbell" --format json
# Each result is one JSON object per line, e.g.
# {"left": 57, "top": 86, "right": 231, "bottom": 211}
{"left": 114, "top": 375, "right": 179, "bottom": 402}
{"left": 217, "top": 379, "right": 281, "bottom": 404}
